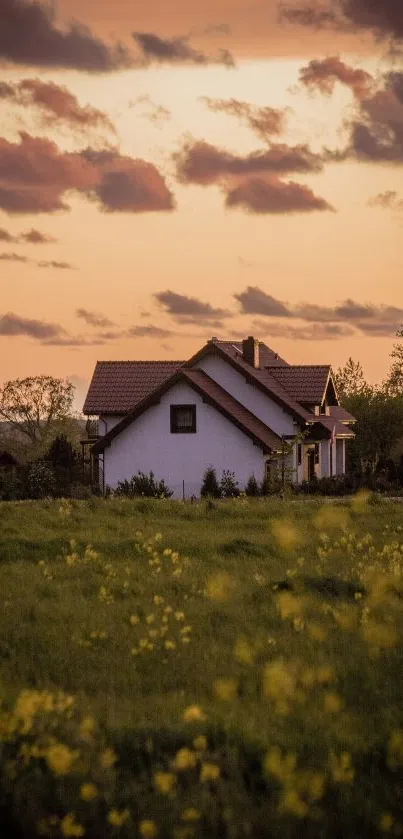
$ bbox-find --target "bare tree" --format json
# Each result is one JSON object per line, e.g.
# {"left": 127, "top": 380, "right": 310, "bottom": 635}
{"left": 0, "top": 376, "right": 74, "bottom": 445}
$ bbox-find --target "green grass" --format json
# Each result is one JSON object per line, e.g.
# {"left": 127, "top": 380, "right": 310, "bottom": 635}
{"left": 0, "top": 496, "right": 402, "bottom": 838}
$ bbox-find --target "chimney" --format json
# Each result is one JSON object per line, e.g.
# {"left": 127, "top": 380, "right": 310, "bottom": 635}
{"left": 242, "top": 336, "right": 260, "bottom": 368}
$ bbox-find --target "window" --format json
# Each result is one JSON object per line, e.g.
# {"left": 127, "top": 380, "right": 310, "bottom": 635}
{"left": 297, "top": 444, "right": 302, "bottom": 466}
{"left": 170, "top": 404, "right": 196, "bottom": 434}
{"left": 314, "top": 443, "right": 320, "bottom": 465}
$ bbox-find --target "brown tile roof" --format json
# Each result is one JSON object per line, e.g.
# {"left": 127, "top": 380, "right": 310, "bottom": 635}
{"left": 187, "top": 341, "right": 312, "bottom": 423}
{"left": 315, "top": 416, "right": 355, "bottom": 438}
{"left": 329, "top": 406, "right": 357, "bottom": 424}
{"left": 215, "top": 340, "right": 289, "bottom": 367}
{"left": 83, "top": 360, "right": 184, "bottom": 415}
{"left": 92, "top": 369, "right": 283, "bottom": 455}
{"left": 267, "top": 365, "right": 331, "bottom": 404}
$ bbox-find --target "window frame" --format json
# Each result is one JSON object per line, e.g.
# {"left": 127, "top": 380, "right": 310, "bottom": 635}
{"left": 170, "top": 404, "right": 197, "bottom": 434}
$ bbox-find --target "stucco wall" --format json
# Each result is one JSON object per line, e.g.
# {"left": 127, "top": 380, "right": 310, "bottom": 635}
{"left": 100, "top": 415, "right": 124, "bottom": 434}
{"left": 197, "top": 355, "right": 297, "bottom": 437}
{"left": 103, "top": 381, "right": 266, "bottom": 498}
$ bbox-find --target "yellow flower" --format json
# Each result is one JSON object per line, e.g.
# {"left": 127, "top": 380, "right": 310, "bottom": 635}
{"left": 45, "top": 744, "right": 78, "bottom": 776}
{"left": 108, "top": 809, "right": 130, "bottom": 828}
{"left": 139, "top": 819, "right": 158, "bottom": 838}
{"left": 234, "top": 638, "right": 254, "bottom": 665}
{"left": 380, "top": 813, "right": 394, "bottom": 832}
{"left": 175, "top": 611, "right": 185, "bottom": 621}
{"left": 154, "top": 772, "right": 176, "bottom": 794}
{"left": 130, "top": 615, "right": 140, "bottom": 625}
{"left": 99, "top": 747, "right": 117, "bottom": 770}
{"left": 206, "top": 572, "right": 234, "bottom": 602}
{"left": 280, "top": 788, "right": 308, "bottom": 819}
{"left": 323, "top": 693, "right": 344, "bottom": 714}
{"left": 164, "top": 640, "right": 176, "bottom": 650}
{"left": 213, "top": 679, "right": 237, "bottom": 702}
{"left": 263, "top": 748, "right": 296, "bottom": 783}
{"left": 146, "top": 614, "right": 155, "bottom": 624}
{"left": 154, "top": 595, "right": 164, "bottom": 605}
{"left": 172, "top": 748, "right": 197, "bottom": 771}
{"left": 277, "top": 593, "right": 303, "bottom": 620}
{"left": 182, "top": 809, "right": 200, "bottom": 822}
{"left": 193, "top": 735, "right": 207, "bottom": 751}
{"left": 262, "top": 660, "right": 296, "bottom": 702}
{"left": 271, "top": 520, "right": 299, "bottom": 551}
{"left": 183, "top": 705, "right": 206, "bottom": 723}
{"left": 200, "top": 762, "right": 220, "bottom": 783}
{"left": 80, "top": 783, "right": 98, "bottom": 801}
{"left": 329, "top": 752, "right": 354, "bottom": 783}
{"left": 60, "top": 814, "right": 85, "bottom": 838}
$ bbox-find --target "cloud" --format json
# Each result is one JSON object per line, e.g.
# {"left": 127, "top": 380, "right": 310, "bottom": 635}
{"left": 0, "top": 252, "right": 29, "bottom": 262}
{"left": 348, "top": 76, "right": 403, "bottom": 162}
{"left": 127, "top": 325, "right": 174, "bottom": 338}
{"left": 132, "top": 31, "right": 235, "bottom": 67}
{"left": 154, "top": 290, "right": 231, "bottom": 325}
{"left": 174, "top": 138, "right": 325, "bottom": 186}
{"left": 0, "top": 78, "right": 115, "bottom": 134}
{"left": 0, "top": 0, "right": 132, "bottom": 71}
{"left": 76, "top": 308, "right": 115, "bottom": 328}
{"left": 252, "top": 318, "right": 355, "bottom": 340}
{"left": 0, "top": 228, "right": 16, "bottom": 243}
{"left": 298, "top": 56, "right": 374, "bottom": 97}
{"left": 129, "top": 95, "right": 171, "bottom": 125}
{"left": 0, "top": 312, "right": 65, "bottom": 340}
{"left": 37, "top": 260, "right": 75, "bottom": 270}
{"left": 0, "top": 133, "right": 175, "bottom": 215}
{"left": 225, "top": 177, "right": 334, "bottom": 214}
{"left": 280, "top": 0, "right": 403, "bottom": 42}
{"left": 21, "top": 228, "right": 56, "bottom": 244}
{"left": 234, "top": 286, "right": 292, "bottom": 316}
{"left": 368, "top": 190, "right": 403, "bottom": 209}
{"left": 200, "top": 97, "right": 287, "bottom": 142}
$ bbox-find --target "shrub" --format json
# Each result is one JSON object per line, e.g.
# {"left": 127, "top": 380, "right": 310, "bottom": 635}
{"left": 27, "top": 462, "right": 56, "bottom": 499}
{"left": 114, "top": 471, "right": 173, "bottom": 499}
{"left": 44, "top": 434, "right": 79, "bottom": 470}
{"left": 200, "top": 467, "right": 221, "bottom": 499}
{"left": 245, "top": 475, "right": 260, "bottom": 497}
{"left": 0, "top": 470, "right": 24, "bottom": 501}
{"left": 220, "top": 470, "right": 240, "bottom": 498}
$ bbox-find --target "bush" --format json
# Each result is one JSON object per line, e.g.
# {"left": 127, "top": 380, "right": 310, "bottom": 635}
{"left": 220, "top": 470, "right": 240, "bottom": 498}
{"left": 245, "top": 475, "right": 260, "bottom": 497}
{"left": 200, "top": 467, "right": 221, "bottom": 499}
{"left": 27, "top": 462, "right": 56, "bottom": 499}
{"left": 44, "top": 434, "right": 79, "bottom": 470}
{"left": 114, "top": 471, "right": 173, "bottom": 499}
{"left": 0, "top": 470, "right": 24, "bottom": 501}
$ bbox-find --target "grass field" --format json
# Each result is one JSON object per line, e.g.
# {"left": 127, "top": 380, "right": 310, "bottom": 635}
{"left": 0, "top": 495, "right": 402, "bottom": 839}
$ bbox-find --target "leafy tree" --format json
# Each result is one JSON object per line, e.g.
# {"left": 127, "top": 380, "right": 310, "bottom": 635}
{"left": 333, "top": 357, "right": 370, "bottom": 400}
{"left": 245, "top": 475, "right": 260, "bottom": 497}
{"left": 220, "top": 470, "right": 240, "bottom": 498}
{"left": 385, "top": 328, "right": 403, "bottom": 396}
{"left": 200, "top": 467, "right": 221, "bottom": 499}
{"left": 0, "top": 376, "right": 74, "bottom": 448}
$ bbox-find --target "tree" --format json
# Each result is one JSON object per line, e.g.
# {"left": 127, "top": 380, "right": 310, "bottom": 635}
{"left": 333, "top": 358, "right": 370, "bottom": 400}
{"left": 385, "top": 328, "right": 403, "bottom": 396}
{"left": 44, "top": 434, "right": 79, "bottom": 470}
{"left": 0, "top": 376, "right": 74, "bottom": 449}
{"left": 200, "top": 467, "right": 221, "bottom": 498}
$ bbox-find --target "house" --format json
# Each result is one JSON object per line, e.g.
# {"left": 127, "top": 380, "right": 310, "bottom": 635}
{"left": 83, "top": 337, "right": 356, "bottom": 497}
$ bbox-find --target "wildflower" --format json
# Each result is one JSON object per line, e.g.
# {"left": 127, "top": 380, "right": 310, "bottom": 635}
{"left": 172, "top": 748, "right": 197, "bottom": 771}
{"left": 45, "top": 744, "right": 78, "bottom": 776}
{"left": 200, "top": 762, "right": 220, "bottom": 782}
{"left": 280, "top": 789, "right": 308, "bottom": 818}
{"left": 234, "top": 638, "right": 254, "bottom": 665}
{"left": 154, "top": 595, "right": 164, "bottom": 605}
{"left": 206, "top": 572, "right": 234, "bottom": 602}
{"left": 323, "top": 693, "right": 344, "bottom": 714}
{"left": 146, "top": 614, "right": 155, "bottom": 624}
{"left": 80, "top": 783, "right": 98, "bottom": 801}
{"left": 380, "top": 813, "right": 394, "bottom": 832}
{"left": 154, "top": 772, "right": 176, "bottom": 794}
{"left": 183, "top": 705, "right": 206, "bottom": 723}
{"left": 139, "top": 820, "right": 158, "bottom": 838}
{"left": 262, "top": 660, "right": 296, "bottom": 702}
{"left": 329, "top": 752, "right": 354, "bottom": 783}
{"left": 60, "top": 814, "right": 85, "bottom": 837}
{"left": 100, "top": 747, "right": 117, "bottom": 770}
{"left": 164, "top": 640, "right": 176, "bottom": 650}
{"left": 182, "top": 809, "right": 200, "bottom": 822}
{"left": 193, "top": 735, "right": 207, "bottom": 751}
{"left": 307, "top": 622, "right": 327, "bottom": 642}
{"left": 175, "top": 611, "right": 185, "bottom": 621}
{"left": 271, "top": 520, "right": 299, "bottom": 551}
{"left": 263, "top": 748, "right": 296, "bottom": 783}
{"left": 130, "top": 615, "right": 140, "bottom": 625}
{"left": 108, "top": 809, "right": 130, "bottom": 828}
{"left": 164, "top": 606, "right": 173, "bottom": 614}
{"left": 213, "top": 678, "right": 237, "bottom": 701}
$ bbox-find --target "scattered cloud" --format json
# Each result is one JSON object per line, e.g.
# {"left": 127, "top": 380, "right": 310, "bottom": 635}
{"left": 0, "top": 312, "right": 65, "bottom": 340}
{"left": 200, "top": 97, "right": 287, "bottom": 142}
{"left": 298, "top": 56, "right": 374, "bottom": 98}
{"left": 0, "top": 78, "right": 115, "bottom": 134}
{"left": 132, "top": 31, "right": 235, "bottom": 68}
{"left": 174, "top": 138, "right": 324, "bottom": 185}
{"left": 225, "top": 177, "right": 334, "bottom": 214}
{"left": 127, "top": 325, "right": 174, "bottom": 338}
{"left": 154, "top": 290, "right": 231, "bottom": 325}
{"left": 0, "top": 229, "right": 16, "bottom": 244}
{"left": 37, "top": 260, "right": 75, "bottom": 270}
{"left": 0, "top": 252, "right": 29, "bottom": 262}
{"left": 129, "top": 95, "right": 171, "bottom": 125}
{"left": 251, "top": 319, "right": 355, "bottom": 340}
{"left": 368, "top": 190, "right": 403, "bottom": 210}
{"left": 280, "top": 0, "right": 403, "bottom": 42}
{"left": 76, "top": 308, "right": 115, "bottom": 328}
{"left": 235, "top": 286, "right": 292, "bottom": 316}
{"left": 0, "top": 226, "right": 56, "bottom": 244}
{"left": 0, "top": 0, "right": 132, "bottom": 71}
{"left": 0, "top": 133, "right": 175, "bottom": 215}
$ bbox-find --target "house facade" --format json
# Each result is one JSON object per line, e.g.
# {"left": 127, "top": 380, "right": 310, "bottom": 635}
{"left": 83, "top": 337, "right": 355, "bottom": 497}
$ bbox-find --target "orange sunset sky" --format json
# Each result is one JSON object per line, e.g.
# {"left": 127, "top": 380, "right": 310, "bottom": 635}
{"left": 1, "top": 0, "right": 403, "bottom": 411}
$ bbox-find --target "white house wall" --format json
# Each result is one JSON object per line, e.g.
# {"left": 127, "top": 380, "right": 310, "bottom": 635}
{"left": 197, "top": 355, "right": 297, "bottom": 437}
{"left": 103, "top": 382, "right": 266, "bottom": 498}
{"left": 99, "top": 415, "right": 124, "bottom": 434}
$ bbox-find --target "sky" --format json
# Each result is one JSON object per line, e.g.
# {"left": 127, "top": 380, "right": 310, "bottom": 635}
{"left": 1, "top": 0, "right": 403, "bottom": 410}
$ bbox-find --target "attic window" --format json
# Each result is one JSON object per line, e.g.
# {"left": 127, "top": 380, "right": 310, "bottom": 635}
{"left": 170, "top": 404, "right": 196, "bottom": 434}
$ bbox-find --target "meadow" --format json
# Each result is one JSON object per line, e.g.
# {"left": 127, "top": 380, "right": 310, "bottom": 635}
{"left": 0, "top": 495, "right": 402, "bottom": 839}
